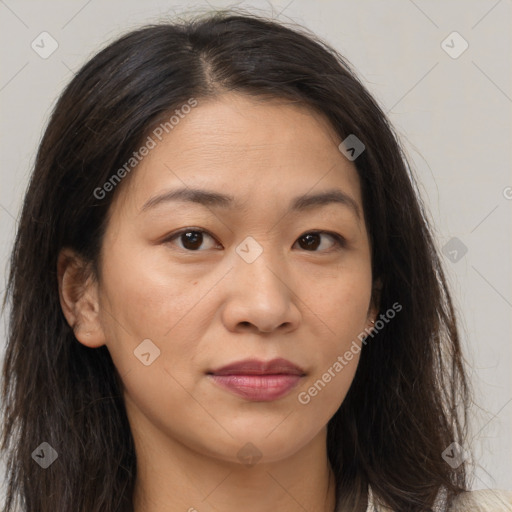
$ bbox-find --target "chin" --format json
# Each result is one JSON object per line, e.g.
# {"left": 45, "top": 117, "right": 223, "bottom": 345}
{"left": 219, "top": 423, "right": 321, "bottom": 465}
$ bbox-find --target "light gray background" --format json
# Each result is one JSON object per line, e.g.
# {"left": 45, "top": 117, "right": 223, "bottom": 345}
{"left": 1, "top": 0, "right": 511, "bottom": 501}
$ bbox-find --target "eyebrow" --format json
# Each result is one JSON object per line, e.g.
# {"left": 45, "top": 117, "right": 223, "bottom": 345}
{"left": 141, "top": 187, "right": 361, "bottom": 220}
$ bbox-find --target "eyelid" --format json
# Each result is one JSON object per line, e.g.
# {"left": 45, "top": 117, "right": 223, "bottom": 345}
{"left": 314, "top": 231, "right": 347, "bottom": 247}
{"left": 303, "top": 230, "right": 347, "bottom": 251}
{"left": 163, "top": 228, "right": 347, "bottom": 252}
{"left": 163, "top": 227, "right": 221, "bottom": 249}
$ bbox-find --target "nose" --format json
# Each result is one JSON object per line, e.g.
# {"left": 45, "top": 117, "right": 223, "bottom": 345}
{"left": 220, "top": 251, "right": 301, "bottom": 335}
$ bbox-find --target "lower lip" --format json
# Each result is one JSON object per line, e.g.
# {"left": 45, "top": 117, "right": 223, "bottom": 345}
{"left": 209, "top": 374, "right": 303, "bottom": 401}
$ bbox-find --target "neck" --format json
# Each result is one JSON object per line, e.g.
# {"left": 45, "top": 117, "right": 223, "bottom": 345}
{"left": 131, "top": 414, "right": 337, "bottom": 512}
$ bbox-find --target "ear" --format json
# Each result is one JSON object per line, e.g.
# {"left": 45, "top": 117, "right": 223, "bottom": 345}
{"left": 366, "top": 276, "right": 383, "bottom": 330}
{"left": 57, "top": 248, "right": 106, "bottom": 348}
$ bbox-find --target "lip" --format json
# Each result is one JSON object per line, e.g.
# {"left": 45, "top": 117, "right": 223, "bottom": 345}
{"left": 207, "top": 358, "right": 306, "bottom": 401}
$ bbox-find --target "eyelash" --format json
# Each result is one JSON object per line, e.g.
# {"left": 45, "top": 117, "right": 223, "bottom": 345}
{"left": 163, "top": 228, "right": 347, "bottom": 253}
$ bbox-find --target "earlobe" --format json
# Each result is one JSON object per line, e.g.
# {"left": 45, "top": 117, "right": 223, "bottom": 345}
{"left": 57, "top": 248, "right": 106, "bottom": 348}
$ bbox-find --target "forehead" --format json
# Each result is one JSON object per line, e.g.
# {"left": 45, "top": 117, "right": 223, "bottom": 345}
{"left": 114, "top": 93, "right": 363, "bottom": 219}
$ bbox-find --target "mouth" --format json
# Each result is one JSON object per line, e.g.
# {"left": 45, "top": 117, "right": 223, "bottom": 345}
{"left": 207, "top": 358, "right": 306, "bottom": 402}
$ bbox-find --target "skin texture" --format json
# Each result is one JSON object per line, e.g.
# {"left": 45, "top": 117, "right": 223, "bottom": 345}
{"left": 58, "top": 93, "right": 379, "bottom": 512}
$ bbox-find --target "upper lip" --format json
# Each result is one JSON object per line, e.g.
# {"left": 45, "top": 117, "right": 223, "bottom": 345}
{"left": 208, "top": 358, "right": 306, "bottom": 376}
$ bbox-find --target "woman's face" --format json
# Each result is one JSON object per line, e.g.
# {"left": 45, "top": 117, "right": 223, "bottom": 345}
{"left": 86, "top": 93, "right": 377, "bottom": 464}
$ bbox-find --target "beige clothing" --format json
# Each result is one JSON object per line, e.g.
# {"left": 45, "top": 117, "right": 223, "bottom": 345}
{"left": 449, "top": 489, "right": 512, "bottom": 512}
{"left": 366, "top": 487, "right": 512, "bottom": 511}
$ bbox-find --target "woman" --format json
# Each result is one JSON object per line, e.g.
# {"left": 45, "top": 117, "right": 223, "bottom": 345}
{"left": 1, "top": 10, "right": 511, "bottom": 512}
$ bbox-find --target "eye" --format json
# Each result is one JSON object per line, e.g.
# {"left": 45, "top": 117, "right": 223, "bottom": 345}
{"left": 165, "top": 229, "right": 221, "bottom": 251}
{"left": 164, "top": 229, "right": 346, "bottom": 253}
{"left": 294, "top": 231, "right": 346, "bottom": 252}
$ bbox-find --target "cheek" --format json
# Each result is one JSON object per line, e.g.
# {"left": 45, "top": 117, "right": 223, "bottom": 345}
{"left": 296, "top": 351, "right": 360, "bottom": 423}
{"left": 309, "top": 265, "right": 372, "bottom": 338}
{"left": 295, "top": 269, "right": 370, "bottom": 408}
{"left": 120, "top": 359, "right": 224, "bottom": 458}
{"left": 97, "top": 243, "right": 203, "bottom": 374}
{"left": 294, "top": 307, "right": 364, "bottom": 424}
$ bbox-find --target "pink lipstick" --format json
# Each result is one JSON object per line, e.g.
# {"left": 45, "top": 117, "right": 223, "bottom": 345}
{"left": 208, "top": 358, "right": 305, "bottom": 401}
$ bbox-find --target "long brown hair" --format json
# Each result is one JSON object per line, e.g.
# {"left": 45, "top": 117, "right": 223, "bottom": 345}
{"left": 1, "top": 9, "right": 472, "bottom": 511}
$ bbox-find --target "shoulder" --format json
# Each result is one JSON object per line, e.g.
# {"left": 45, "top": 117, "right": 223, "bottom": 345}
{"left": 449, "top": 489, "right": 512, "bottom": 511}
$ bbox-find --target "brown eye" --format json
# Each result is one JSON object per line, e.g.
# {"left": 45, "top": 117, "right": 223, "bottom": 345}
{"left": 164, "top": 229, "right": 345, "bottom": 253}
{"left": 295, "top": 232, "right": 345, "bottom": 252}
{"left": 166, "top": 229, "right": 220, "bottom": 251}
